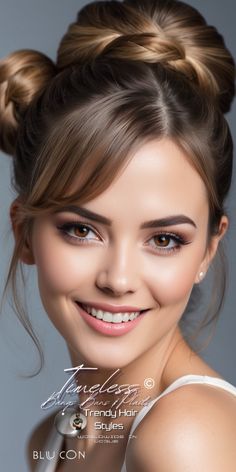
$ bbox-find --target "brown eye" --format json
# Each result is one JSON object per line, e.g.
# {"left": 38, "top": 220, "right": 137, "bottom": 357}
{"left": 57, "top": 221, "right": 101, "bottom": 243}
{"left": 153, "top": 235, "right": 170, "bottom": 247}
{"left": 74, "top": 225, "right": 90, "bottom": 238}
{"left": 147, "top": 232, "right": 187, "bottom": 255}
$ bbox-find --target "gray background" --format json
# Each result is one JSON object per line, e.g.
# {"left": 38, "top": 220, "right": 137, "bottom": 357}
{"left": 0, "top": 1, "right": 235, "bottom": 470}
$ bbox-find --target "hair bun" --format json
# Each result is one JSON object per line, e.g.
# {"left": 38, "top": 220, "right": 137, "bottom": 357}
{"left": 124, "top": 0, "right": 235, "bottom": 113}
{"left": 57, "top": 0, "right": 235, "bottom": 114}
{"left": 0, "top": 49, "right": 56, "bottom": 156}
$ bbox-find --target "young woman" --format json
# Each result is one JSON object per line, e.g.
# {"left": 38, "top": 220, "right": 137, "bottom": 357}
{"left": 1, "top": 0, "right": 236, "bottom": 470}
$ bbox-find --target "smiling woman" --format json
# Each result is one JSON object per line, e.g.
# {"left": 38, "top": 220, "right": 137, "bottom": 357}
{"left": 29, "top": 139, "right": 216, "bottom": 371}
{"left": 1, "top": 0, "right": 236, "bottom": 471}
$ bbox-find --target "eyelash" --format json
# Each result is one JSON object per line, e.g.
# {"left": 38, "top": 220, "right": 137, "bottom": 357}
{"left": 56, "top": 221, "right": 190, "bottom": 255}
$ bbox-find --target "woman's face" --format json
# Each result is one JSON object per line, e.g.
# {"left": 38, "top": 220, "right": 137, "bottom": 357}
{"left": 29, "top": 138, "right": 223, "bottom": 369}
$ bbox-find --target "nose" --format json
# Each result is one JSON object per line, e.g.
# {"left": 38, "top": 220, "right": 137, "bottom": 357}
{"left": 95, "top": 241, "right": 140, "bottom": 297}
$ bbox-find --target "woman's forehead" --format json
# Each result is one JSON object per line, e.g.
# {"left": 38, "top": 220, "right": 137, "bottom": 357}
{"left": 69, "top": 138, "right": 209, "bottom": 222}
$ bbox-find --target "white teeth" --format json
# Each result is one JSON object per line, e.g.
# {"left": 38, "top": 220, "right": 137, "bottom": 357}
{"left": 113, "top": 313, "right": 123, "bottom": 323}
{"left": 82, "top": 305, "right": 140, "bottom": 323}
{"left": 96, "top": 310, "right": 103, "bottom": 319}
{"left": 103, "top": 312, "right": 113, "bottom": 322}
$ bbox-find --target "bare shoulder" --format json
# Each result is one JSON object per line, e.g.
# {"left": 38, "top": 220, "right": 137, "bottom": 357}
{"left": 126, "top": 383, "right": 236, "bottom": 472}
{"left": 26, "top": 412, "right": 55, "bottom": 471}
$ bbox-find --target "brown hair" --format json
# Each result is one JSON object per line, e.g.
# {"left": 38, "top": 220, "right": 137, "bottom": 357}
{"left": 1, "top": 0, "right": 235, "bottom": 370}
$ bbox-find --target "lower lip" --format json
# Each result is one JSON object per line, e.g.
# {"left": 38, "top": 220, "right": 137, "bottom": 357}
{"left": 75, "top": 303, "right": 148, "bottom": 337}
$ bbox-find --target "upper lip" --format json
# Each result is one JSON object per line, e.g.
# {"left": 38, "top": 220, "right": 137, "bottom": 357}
{"left": 75, "top": 300, "right": 149, "bottom": 313}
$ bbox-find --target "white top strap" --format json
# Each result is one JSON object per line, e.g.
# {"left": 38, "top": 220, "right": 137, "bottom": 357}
{"left": 120, "top": 375, "right": 236, "bottom": 472}
{"left": 128, "top": 374, "right": 236, "bottom": 439}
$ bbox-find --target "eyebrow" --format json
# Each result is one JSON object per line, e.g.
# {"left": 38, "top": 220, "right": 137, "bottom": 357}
{"left": 54, "top": 205, "right": 197, "bottom": 229}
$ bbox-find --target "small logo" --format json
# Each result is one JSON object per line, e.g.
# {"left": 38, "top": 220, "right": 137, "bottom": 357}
{"left": 144, "top": 378, "right": 155, "bottom": 389}
{"left": 54, "top": 407, "right": 87, "bottom": 438}
{"left": 70, "top": 413, "right": 87, "bottom": 431}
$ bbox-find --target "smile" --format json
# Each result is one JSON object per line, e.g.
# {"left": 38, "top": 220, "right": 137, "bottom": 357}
{"left": 80, "top": 304, "right": 140, "bottom": 323}
{"left": 75, "top": 301, "right": 148, "bottom": 336}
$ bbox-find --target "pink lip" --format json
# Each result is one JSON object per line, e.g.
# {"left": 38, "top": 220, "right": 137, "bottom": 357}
{"left": 75, "top": 301, "right": 148, "bottom": 313}
{"left": 75, "top": 302, "right": 148, "bottom": 337}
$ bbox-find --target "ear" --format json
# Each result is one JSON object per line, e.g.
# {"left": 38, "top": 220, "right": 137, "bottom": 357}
{"left": 10, "top": 198, "right": 35, "bottom": 265}
{"left": 194, "top": 215, "right": 228, "bottom": 284}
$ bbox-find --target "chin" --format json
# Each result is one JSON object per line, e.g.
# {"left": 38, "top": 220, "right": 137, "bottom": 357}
{"left": 69, "top": 343, "right": 136, "bottom": 371}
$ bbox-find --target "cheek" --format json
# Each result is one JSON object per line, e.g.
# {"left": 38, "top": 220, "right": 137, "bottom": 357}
{"left": 144, "top": 251, "right": 202, "bottom": 306}
{"left": 32, "top": 231, "right": 96, "bottom": 294}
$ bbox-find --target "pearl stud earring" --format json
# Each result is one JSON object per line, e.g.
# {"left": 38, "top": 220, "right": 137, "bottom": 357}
{"left": 199, "top": 271, "right": 204, "bottom": 280}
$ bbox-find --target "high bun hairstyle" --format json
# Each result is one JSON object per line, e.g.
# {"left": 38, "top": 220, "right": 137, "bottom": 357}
{"left": 1, "top": 0, "right": 235, "bottom": 367}
{"left": 58, "top": 0, "right": 234, "bottom": 112}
